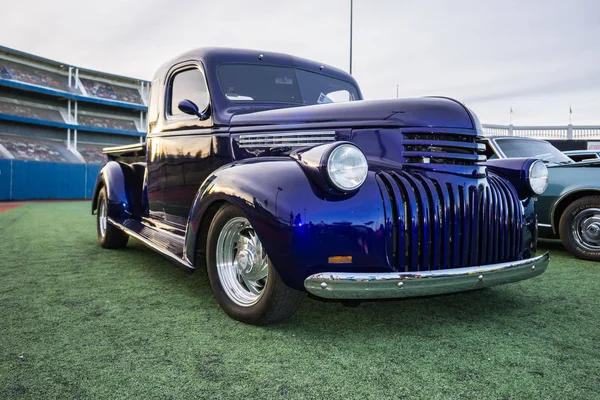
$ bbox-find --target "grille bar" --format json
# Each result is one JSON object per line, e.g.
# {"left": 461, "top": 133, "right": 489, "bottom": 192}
{"left": 401, "top": 131, "right": 487, "bottom": 166}
{"left": 377, "top": 171, "right": 523, "bottom": 272}
{"left": 403, "top": 139, "right": 486, "bottom": 151}
{"left": 238, "top": 131, "right": 336, "bottom": 148}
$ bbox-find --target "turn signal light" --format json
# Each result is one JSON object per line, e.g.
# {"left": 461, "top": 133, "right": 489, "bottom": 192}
{"left": 328, "top": 256, "right": 352, "bottom": 264}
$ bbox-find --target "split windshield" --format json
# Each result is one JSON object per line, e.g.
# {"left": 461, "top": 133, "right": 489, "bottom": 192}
{"left": 495, "top": 139, "right": 574, "bottom": 164}
{"left": 217, "top": 63, "right": 360, "bottom": 105}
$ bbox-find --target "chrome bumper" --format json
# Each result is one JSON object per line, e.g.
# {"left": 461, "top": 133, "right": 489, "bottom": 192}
{"left": 304, "top": 253, "right": 549, "bottom": 299}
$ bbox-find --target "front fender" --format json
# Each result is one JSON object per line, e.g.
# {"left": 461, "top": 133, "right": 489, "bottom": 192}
{"left": 183, "top": 158, "right": 388, "bottom": 291}
{"left": 483, "top": 157, "right": 539, "bottom": 200}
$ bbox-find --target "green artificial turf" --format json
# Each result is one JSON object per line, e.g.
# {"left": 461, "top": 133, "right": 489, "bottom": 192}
{"left": 0, "top": 202, "right": 599, "bottom": 399}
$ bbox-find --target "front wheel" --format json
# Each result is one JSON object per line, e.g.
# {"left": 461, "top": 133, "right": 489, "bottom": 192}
{"left": 206, "top": 204, "right": 305, "bottom": 325}
{"left": 559, "top": 195, "right": 600, "bottom": 261}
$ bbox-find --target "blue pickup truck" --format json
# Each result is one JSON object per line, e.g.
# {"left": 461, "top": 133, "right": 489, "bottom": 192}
{"left": 92, "top": 48, "right": 549, "bottom": 324}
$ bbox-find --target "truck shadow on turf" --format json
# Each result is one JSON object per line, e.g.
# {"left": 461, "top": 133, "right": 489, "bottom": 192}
{"left": 116, "top": 239, "right": 544, "bottom": 332}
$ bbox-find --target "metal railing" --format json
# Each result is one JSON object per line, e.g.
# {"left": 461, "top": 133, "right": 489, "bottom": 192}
{"left": 482, "top": 124, "right": 600, "bottom": 140}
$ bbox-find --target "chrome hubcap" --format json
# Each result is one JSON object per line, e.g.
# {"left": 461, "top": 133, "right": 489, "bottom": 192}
{"left": 572, "top": 208, "right": 600, "bottom": 251}
{"left": 216, "top": 217, "right": 268, "bottom": 307}
{"left": 98, "top": 199, "right": 107, "bottom": 238}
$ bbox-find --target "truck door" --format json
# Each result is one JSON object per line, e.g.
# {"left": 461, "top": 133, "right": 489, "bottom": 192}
{"left": 160, "top": 63, "right": 214, "bottom": 227}
{"left": 146, "top": 136, "right": 165, "bottom": 219}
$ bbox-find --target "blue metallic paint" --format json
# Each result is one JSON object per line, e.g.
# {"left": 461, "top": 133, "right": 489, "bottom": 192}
{"left": 228, "top": 97, "right": 473, "bottom": 130}
{"left": 95, "top": 47, "right": 544, "bottom": 298}
{"left": 483, "top": 158, "right": 540, "bottom": 199}
{"left": 92, "top": 161, "right": 133, "bottom": 220}
{"left": 184, "top": 158, "right": 387, "bottom": 291}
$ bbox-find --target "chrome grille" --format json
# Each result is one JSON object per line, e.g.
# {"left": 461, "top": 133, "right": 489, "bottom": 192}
{"left": 377, "top": 171, "right": 523, "bottom": 271}
{"left": 238, "top": 131, "right": 336, "bottom": 148}
{"left": 402, "top": 131, "right": 487, "bottom": 165}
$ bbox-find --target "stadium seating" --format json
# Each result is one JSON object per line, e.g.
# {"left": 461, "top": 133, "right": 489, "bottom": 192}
{"left": 77, "top": 144, "right": 107, "bottom": 164}
{"left": 0, "top": 99, "right": 64, "bottom": 122}
{"left": 78, "top": 114, "right": 138, "bottom": 131}
{"left": 0, "top": 59, "right": 70, "bottom": 92}
{"left": 80, "top": 78, "right": 143, "bottom": 104}
{"left": 0, "top": 134, "right": 69, "bottom": 162}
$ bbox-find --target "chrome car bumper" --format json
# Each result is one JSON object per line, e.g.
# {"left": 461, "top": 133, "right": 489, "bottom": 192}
{"left": 304, "top": 253, "right": 549, "bottom": 299}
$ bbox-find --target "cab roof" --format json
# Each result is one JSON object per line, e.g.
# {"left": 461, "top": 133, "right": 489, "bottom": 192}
{"left": 153, "top": 47, "right": 359, "bottom": 90}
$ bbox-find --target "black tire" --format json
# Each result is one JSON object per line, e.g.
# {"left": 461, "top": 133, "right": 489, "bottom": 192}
{"left": 558, "top": 195, "right": 600, "bottom": 261}
{"left": 206, "top": 204, "right": 305, "bottom": 325}
{"left": 96, "top": 186, "right": 129, "bottom": 249}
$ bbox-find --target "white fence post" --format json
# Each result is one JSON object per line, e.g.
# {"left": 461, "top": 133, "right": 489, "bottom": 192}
{"left": 482, "top": 124, "right": 600, "bottom": 140}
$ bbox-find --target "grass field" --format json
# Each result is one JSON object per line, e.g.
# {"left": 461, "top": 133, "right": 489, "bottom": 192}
{"left": 0, "top": 202, "right": 599, "bottom": 399}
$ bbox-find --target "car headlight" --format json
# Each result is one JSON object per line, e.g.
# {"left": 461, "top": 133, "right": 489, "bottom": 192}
{"left": 326, "top": 144, "right": 368, "bottom": 191}
{"left": 529, "top": 159, "right": 548, "bottom": 195}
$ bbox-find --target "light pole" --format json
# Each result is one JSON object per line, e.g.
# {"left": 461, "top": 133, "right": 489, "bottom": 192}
{"left": 349, "top": 0, "right": 353, "bottom": 74}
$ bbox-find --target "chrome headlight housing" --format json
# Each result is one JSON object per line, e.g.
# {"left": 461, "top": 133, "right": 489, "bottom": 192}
{"left": 325, "top": 144, "right": 368, "bottom": 191}
{"left": 529, "top": 160, "right": 548, "bottom": 195}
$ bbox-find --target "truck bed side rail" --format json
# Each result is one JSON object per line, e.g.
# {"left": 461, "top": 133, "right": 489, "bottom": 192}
{"left": 103, "top": 142, "right": 146, "bottom": 161}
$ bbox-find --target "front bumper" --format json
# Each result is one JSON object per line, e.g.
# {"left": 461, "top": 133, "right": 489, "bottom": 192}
{"left": 304, "top": 252, "right": 549, "bottom": 299}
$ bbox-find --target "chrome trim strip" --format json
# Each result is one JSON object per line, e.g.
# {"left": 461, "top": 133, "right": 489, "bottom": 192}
{"left": 238, "top": 131, "right": 336, "bottom": 148}
{"left": 103, "top": 142, "right": 145, "bottom": 154}
{"left": 107, "top": 217, "right": 194, "bottom": 270}
{"left": 538, "top": 223, "right": 552, "bottom": 228}
{"left": 304, "top": 253, "right": 549, "bottom": 299}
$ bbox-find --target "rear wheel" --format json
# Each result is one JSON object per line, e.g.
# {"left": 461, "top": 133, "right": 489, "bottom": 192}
{"left": 559, "top": 195, "right": 600, "bottom": 261}
{"left": 206, "top": 204, "right": 305, "bottom": 325}
{"left": 96, "top": 186, "right": 129, "bottom": 249}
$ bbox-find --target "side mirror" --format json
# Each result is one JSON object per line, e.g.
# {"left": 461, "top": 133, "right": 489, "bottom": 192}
{"left": 178, "top": 99, "right": 210, "bottom": 120}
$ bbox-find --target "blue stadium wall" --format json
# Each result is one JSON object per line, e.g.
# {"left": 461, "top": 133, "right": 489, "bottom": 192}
{"left": 0, "top": 159, "right": 101, "bottom": 200}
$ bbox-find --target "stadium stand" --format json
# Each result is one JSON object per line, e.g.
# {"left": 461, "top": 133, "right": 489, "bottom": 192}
{"left": 80, "top": 78, "right": 143, "bottom": 104}
{"left": 0, "top": 58, "right": 71, "bottom": 92}
{"left": 0, "top": 45, "right": 149, "bottom": 200}
{"left": 0, "top": 134, "right": 67, "bottom": 162}
{"left": 76, "top": 143, "right": 108, "bottom": 165}
{"left": 78, "top": 113, "right": 138, "bottom": 131}
{"left": 0, "top": 98, "right": 64, "bottom": 122}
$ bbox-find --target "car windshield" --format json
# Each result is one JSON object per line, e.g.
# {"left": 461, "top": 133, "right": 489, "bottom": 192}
{"left": 217, "top": 63, "right": 360, "bottom": 105}
{"left": 495, "top": 138, "right": 574, "bottom": 164}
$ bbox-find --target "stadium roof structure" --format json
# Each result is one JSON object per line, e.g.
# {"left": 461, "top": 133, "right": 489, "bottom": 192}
{"left": 0, "top": 44, "right": 149, "bottom": 85}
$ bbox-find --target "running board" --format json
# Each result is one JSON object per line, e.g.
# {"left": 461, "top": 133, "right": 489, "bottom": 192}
{"left": 108, "top": 217, "right": 194, "bottom": 271}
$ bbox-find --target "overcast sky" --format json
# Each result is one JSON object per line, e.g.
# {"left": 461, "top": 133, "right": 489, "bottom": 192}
{"left": 1, "top": 0, "right": 599, "bottom": 125}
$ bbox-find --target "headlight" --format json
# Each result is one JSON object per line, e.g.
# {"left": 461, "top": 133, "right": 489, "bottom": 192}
{"left": 326, "top": 144, "right": 368, "bottom": 191}
{"left": 529, "top": 160, "right": 548, "bottom": 195}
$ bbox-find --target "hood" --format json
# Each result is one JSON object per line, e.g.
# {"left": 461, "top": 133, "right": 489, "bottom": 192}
{"left": 228, "top": 98, "right": 475, "bottom": 130}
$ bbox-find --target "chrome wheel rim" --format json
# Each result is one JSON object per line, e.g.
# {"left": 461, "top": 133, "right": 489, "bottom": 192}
{"left": 215, "top": 217, "right": 268, "bottom": 307}
{"left": 98, "top": 199, "right": 107, "bottom": 238}
{"left": 571, "top": 208, "right": 600, "bottom": 252}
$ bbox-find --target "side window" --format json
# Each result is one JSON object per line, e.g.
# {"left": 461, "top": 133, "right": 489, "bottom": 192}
{"left": 323, "top": 90, "right": 353, "bottom": 103}
{"left": 168, "top": 67, "right": 208, "bottom": 117}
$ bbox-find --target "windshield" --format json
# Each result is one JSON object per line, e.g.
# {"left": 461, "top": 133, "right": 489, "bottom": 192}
{"left": 217, "top": 64, "right": 360, "bottom": 105}
{"left": 495, "top": 138, "right": 574, "bottom": 164}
